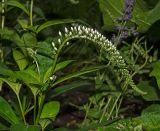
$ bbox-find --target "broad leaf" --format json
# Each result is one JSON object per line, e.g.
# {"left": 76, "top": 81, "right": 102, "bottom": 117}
{"left": 10, "top": 124, "right": 41, "bottom": 131}
{"left": 150, "top": 61, "right": 160, "bottom": 89}
{"left": 0, "top": 78, "right": 21, "bottom": 95}
{"left": 0, "top": 96, "right": 20, "bottom": 124}
{"left": 17, "top": 19, "right": 28, "bottom": 30}
{"left": 13, "top": 49, "right": 28, "bottom": 70}
{"left": 0, "top": 63, "right": 16, "bottom": 78}
{"left": 15, "top": 69, "right": 40, "bottom": 85}
{"left": 142, "top": 104, "right": 160, "bottom": 115}
{"left": 40, "top": 101, "right": 60, "bottom": 119}
{"left": 99, "top": 0, "right": 160, "bottom": 33}
{"left": 4, "top": 1, "right": 29, "bottom": 15}
{"left": 137, "top": 81, "right": 160, "bottom": 101}
{"left": 21, "top": 33, "right": 37, "bottom": 48}
{"left": 0, "top": 28, "right": 27, "bottom": 55}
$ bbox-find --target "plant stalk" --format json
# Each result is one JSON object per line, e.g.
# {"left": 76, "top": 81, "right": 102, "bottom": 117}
{"left": 30, "top": 0, "right": 33, "bottom": 26}
{"left": 35, "top": 93, "right": 45, "bottom": 125}
{"left": 17, "top": 95, "right": 27, "bottom": 124}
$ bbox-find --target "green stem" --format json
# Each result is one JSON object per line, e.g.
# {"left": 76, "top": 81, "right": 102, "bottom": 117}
{"left": 33, "top": 95, "right": 37, "bottom": 125}
{"left": 99, "top": 96, "right": 112, "bottom": 123}
{"left": 17, "top": 95, "right": 27, "bottom": 124}
{"left": 82, "top": 97, "right": 93, "bottom": 125}
{"left": 30, "top": 0, "right": 33, "bottom": 26}
{"left": 107, "top": 94, "right": 121, "bottom": 120}
{"left": 50, "top": 38, "right": 71, "bottom": 78}
{"left": 35, "top": 94, "right": 45, "bottom": 125}
{"left": 115, "top": 96, "right": 123, "bottom": 117}
{"left": 1, "top": 0, "right": 5, "bottom": 29}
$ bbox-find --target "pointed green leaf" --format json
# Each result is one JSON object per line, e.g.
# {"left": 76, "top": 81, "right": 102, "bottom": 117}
{"left": 0, "top": 64, "right": 16, "bottom": 78}
{"left": 15, "top": 69, "right": 40, "bottom": 85}
{"left": 0, "top": 78, "right": 21, "bottom": 95}
{"left": 17, "top": 19, "right": 28, "bottom": 30}
{"left": 21, "top": 33, "right": 37, "bottom": 48}
{"left": 36, "top": 19, "right": 76, "bottom": 33}
{"left": 150, "top": 61, "right": 160, "bottom": 89}
{"left": 53, "top": 81, "right": 91, "bottom": 97}
{"left": 50, "top": 65, "right": 108, "bottom": 88}
{"left": 0, "top": 96, "right": 20, "bottom": 124}
{"left": 40, "top": 101, "right": 60, "bottom": 119}
{"left": 13, "top": 49, "right": 29, "bottom": 70}
{"left": 43, "top": 60, "right": 74, "bottom": 82}
{"left": 137, "top": 81, "right": 160, "bottom": 101}
{"left": 4, "top": 1, "right": 29, "bottom": 15}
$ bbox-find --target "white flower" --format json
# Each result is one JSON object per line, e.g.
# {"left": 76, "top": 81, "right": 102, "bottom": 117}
{"left": 59, "top": 31, "right": 62, "bottom": 36}
{"left": 58, "top": 39, "right": 61, "bottom": 43}
{"left": 65, "top": 27, "right": 68, "bottom": 33}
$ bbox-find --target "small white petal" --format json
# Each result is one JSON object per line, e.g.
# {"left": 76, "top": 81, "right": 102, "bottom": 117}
{"left": 59, "top": 31, "right": 62, "bottom": 36}
{"left": 54, "top": 47, "right": 57, "bottom": 51}
{"left": 71, "top": 27, "right": 74, "bottom": 31}
{"left": 50, "top": 77, "right": 53, "bottom": 80}
{"left": 58, "top": 39, "right": 61, "bottom": 43}
{"left": 52, "top": 42, "right": 55, "bottom": 47}
{"left": 65, "top": 27, "right": 68, "bottom": 33}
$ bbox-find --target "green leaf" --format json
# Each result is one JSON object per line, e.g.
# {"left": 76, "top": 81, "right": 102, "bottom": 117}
{"left": 55, "top": 60, "right": 74, "bottom": 72}
{"left": 21, "top": 33, "right": 37, "bottom": 48}
{"left": 40, "top": 101, "right": 60, "bottom": 120}
{"left": 50, "top": 65, "right": 108, "bottom": 88}
{"left": 36, "top": 19, "right": 76, "bottom": 33}
{"left": 10, "top": 124, "right": 41, "bottom": 131}
{"left": 4, "top": 1, "right": 29, "bottom": 15}
{"left": 0, "top": 63, "right": 16, "bottom": 78}
{"left": 17, "top": 19, "right": 28, "bottom": 30}
{"left": 0, "top": 28, "right": 27, "bottom": 55}
{"left": 135, "top": 114, "right": 160, "bottom": 130}
{"left": 0, "top": 78, "right": 21, "bottom": 95}
{"left": 33, "top": 6, "right": 46, "bottom": 20}
{"left": 99, "top": 0, "right": 160, "bottom": 33}
{"left": 39, "top": 119, "right": 52, "bottom": 131}
{"left": 142, "top": 104, "right": 160, "bottom": 115}
{"left": 137, "top": 81, "right": 160, "bottom": 101}
{"left": 44, "top": 60, "right": 74, "bottom": 82}
{"left": 53, "top": 81, "right": 91, "bottom": 97}
{"left": 13, "top": 49, "right": 29, "bottom": 70}
{"left": 0, "top": 96, "right": 20, "bottom": 125}
{"left": 150, "top": 61, "right": 160, "bottom": 89}
{"left": 15, "top": 69, "right": 40, "bottom": 85}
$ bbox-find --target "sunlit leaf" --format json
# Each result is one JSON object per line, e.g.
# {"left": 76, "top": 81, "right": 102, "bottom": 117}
{"left": 40, "top": 101, "right": 60, "bottom": 119}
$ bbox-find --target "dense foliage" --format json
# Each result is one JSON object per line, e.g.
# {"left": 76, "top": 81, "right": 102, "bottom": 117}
{"left": 0, "top": 0, "right": 160, "bottom": 130}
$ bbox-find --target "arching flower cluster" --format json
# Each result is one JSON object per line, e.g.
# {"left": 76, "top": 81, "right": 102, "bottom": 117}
{"left": 54, "top": 25, "right": 145, "bottom": 94}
